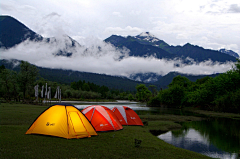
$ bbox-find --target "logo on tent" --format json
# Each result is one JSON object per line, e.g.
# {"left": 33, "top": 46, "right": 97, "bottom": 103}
{"left": 46, "top": 122, "right": 55, "bottom": 126}
{"left": 100, "top": 124, "right": 108, "bottom": 127}
{"left": 111, "top": 106, "right": 143, "bottom": 126}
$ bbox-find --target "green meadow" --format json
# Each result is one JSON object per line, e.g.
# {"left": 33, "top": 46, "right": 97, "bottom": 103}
{"left": 0, "top": 103, "right": 211, "bottom": 159}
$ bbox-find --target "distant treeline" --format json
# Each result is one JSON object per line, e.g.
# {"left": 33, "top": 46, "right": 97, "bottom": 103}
{"left": 1, "top": 59, "right": 240, "bottom": 114}
{"left": 147, "top": 59, "right": 240, "bottom": 114}
{"left": 0, "top": 61, "right": 135, "bottom": 102}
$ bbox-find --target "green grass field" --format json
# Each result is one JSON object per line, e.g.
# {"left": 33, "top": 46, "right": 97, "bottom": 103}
{"left": 0, "top": 103, "right": 211, "bottom": 159}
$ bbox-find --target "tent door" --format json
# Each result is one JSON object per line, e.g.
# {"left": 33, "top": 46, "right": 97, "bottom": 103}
{"left": 68, "top": 111, "right": 85, "bottom": 133}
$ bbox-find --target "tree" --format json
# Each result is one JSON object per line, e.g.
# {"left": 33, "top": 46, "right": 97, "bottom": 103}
{"left": 128, "top": 93, "right": 135, "bottom": 101}
{"left": 159, "top": 85, "right": 185, "bottom": 108}
{"left": 0, "top": 64, "right": 6, "bottom": 73}
{"left": 65, "top": 89, "right": 72, "bottom": 98}
{"left": 18, "top": 61, "right": 39, "bottom": 100}
{"left": 71, "top": 81, "right": 78, "bottom": 90}
{"left": 0, "top": 69, "right": 19, "bottom": 102}
{"left": 169, "top": 75, "right": 191, "bottom": 88}
{"left": 135, "top": 84, "right": 152, "bottom": 102}
{"left": 234, "top": 58, "right": 240, "bottom": 74}
{"left": 196, "top": 76, "right": 212, "bottom": 85}
{"left": 82, "top": 83, "right": 90, "bottom": 91}
{"left": 149, "top": 85, "right": 158, "bottom": 96}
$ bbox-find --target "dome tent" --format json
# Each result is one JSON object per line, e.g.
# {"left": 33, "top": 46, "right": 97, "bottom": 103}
{"left": 112, "top": 106, "right": 143, "bottom": 126}
{"left": 26, "top": 103, "right": 97, "bottom": 139}
{"left": 82, "top": 105, "right": 123, "bottom": 131}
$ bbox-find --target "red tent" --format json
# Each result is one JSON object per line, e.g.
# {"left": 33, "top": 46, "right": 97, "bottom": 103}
{"left": 82, "top": 105, "right": 123, "bottom": 131}
{"left": 112, "top": 106, "right": 143, "bottom": 126}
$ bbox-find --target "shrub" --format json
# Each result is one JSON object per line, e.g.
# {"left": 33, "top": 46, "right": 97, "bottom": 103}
{"left": 213, "top": 89, "right": 240, "bottom": 113}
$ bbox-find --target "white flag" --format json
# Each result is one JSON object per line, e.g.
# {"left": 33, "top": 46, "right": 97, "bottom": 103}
{"left": 45, "top": 83, "right": 48, "bottom": 96}
{"left": 47, "top": 87, "right": 51, "bottom": 99}
{"left": 54, "top": 88, "right": 58, "bottom": 99}
{"left": 34, "top": 85, "right": 36, "bottom": 97}
{"left": 34, "top": 84, "right": 38, "bottom": 97}
{"left": 59, "top": 89, "right": 61, "bottom": 102}
{"left": 41, "top": 85, "right": 44, "bottom": 98}
{"left": 58, "top": 86, "right": 60, "bottom": 99}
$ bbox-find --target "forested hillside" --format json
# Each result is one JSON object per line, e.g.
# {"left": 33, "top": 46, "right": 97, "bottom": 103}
{"left": 0, "top": 59, "right": 144, "bottom": 92}
{"left": 148, "top": 59, "right": 240, "bottom": 114}
{"left": 1, "top": 59, "right": 223, "bottom": 91}
{"left": 0, "top": 60, "right": 139, "bottom": 102}
{"left": 153, "top": 71, "right": 220, "bottom": 89}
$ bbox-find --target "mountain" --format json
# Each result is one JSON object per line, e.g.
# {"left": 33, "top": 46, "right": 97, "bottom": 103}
{"left": 135, "top": 32, "right": 170, "bottom": 49}
{"left": 153, "top": 71, "right": 220, "bottom": 89}
{"left": 104, "top": 34, "right": 177, "bottom": 59}
{"left": 128, "top": 72, "right": 162, "bottom": 83}
{"left": 0, "top": 16, "right": 236, "bottom": 85}
{"left": 44, "top": 35, "right": 81, "bottom": 56}
{"left": 219, "top": 49, "right": 239, "bottom": 59}
{"left": 170, "top": 43, "right": 237, "bottom": 63}
{"left": 105, "top": 32, "right": 237, "bottom": 63}
{"left": 1, "top": 59, "right": 222, "bottom": 91}
{"left": 0, "top": 59, "right": 144, "bottom": 92}
{"left": 136, "top": 32, "right": 238, "bottom": 62}
{"left": 0, "top": 15, "right": 80, "bottom": 56}
{"left": 0, "top": 15, "right": 43, "bottom": 48}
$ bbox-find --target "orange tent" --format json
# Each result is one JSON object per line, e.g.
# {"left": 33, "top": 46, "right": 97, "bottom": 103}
{"left": 26, "top": 103, "right": 97, "bottom": 139}
{"left": 82, "top": 105, "right": 123, "bottom": 131}
{"left": 112, "top": 106, "right": 143, "bottom": 126}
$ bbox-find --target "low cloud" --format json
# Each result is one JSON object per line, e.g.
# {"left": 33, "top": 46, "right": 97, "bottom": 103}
{"left": 112, "top": 12, "right": 123, "bottom": 17}
{"left": 104, "top": 26, "right": 143, "bottom": 37}
{"left": 35, "top": 12, "right": 70, "bottom": 37}
{"left": 0, "top": 36, "right": 234, "bottom": 78}
{"left": 228, "top": 4, "right": 240, "bottom": 13}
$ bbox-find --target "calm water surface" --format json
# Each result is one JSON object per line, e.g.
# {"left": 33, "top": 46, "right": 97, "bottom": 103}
{"left": 71, "top": 100, "right": 150, "bottom": 110}
{"left": 158, "top": 119, "right": 240, "bottom": 159}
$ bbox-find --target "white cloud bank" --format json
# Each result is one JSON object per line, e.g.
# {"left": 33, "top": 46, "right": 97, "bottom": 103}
{"left": 0, "top": 36, "right": 234, "bottom": 77}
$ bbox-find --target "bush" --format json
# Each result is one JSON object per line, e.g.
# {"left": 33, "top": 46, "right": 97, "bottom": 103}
{"left": 159, "top": 85, "right": 185, "bottom": 108}
{"left": 213, "top": 89, "right": 240, "bottom": 113}
{"left": 147, "top": 96, "right": 161, "bottom": 107}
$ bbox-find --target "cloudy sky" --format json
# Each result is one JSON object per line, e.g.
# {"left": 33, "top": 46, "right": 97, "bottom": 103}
{"left": 1, "top": 0, "right": 239, "bottom": 77}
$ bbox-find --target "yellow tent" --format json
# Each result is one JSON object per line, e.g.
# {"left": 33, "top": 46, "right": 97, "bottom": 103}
{"left": 26, "top": 103, "right": 97, "bottom": 139}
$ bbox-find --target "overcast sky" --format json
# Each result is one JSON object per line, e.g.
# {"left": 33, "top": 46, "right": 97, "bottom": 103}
{"left": 0, "top": 0, "right": 239, "bottom": 77}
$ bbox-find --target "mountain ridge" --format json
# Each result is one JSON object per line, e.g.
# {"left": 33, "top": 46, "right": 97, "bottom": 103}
{"left": 0, "top": 15, "right": 237, "bottom": 84}
{"left": 0, "top": 15, "right": 80, "bottom": 56}
{"left": 219, "top": 48, "right": 239, "bottom": 58}
{"left": 105, "top": 32, "right": 237, "bottom": 63}
{"left": 132, "top": 31, "right": 239, "bottom": 60}
{"left": 0, "top": 15, "right": 43, "bottom": 48}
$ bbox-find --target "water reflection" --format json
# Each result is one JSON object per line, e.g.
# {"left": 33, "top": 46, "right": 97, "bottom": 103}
{"left": 158, "top": 119, "right": 240, "bottom": 159}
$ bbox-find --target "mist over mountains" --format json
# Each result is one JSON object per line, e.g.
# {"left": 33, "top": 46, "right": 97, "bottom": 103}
{"left": 0, "top": 15, "right": 238, "bottom": 85}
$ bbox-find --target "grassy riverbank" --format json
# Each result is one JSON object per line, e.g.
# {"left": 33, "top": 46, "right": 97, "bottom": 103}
{"left": 184, "top": 107, "right": 240, "bottom": 120}
{"left": 0, "top": 103, "right": 211, "bottom": 159}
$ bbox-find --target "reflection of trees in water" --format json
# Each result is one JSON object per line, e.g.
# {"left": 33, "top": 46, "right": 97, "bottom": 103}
{"left": 178, "top": 118, "right": 240, "bottom": 153}
{"left": 171, "top": 127, "right": 188, "bottom": 138}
